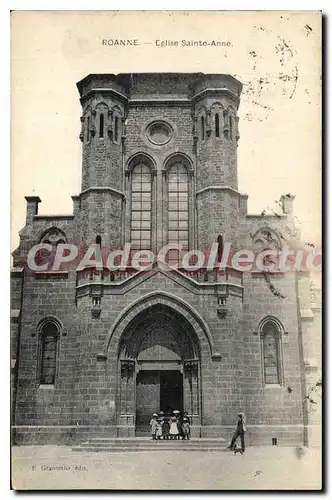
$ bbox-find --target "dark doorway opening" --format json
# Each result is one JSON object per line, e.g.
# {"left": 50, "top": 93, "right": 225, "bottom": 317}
{"left": 135, "top": 369, "right": 183, "bottom": 434}
{"left": 160, "top": 370, "right": 183, "bottom": 415}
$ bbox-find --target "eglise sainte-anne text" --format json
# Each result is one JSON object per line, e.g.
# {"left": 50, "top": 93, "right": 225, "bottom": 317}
{"left": 155, "top": 39, "right": 231, "bottom": 47}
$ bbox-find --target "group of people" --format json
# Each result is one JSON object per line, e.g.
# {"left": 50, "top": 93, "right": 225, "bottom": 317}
{"left": 149, "top": 410, "right": 191, "bottom": 440}
{"left": 150, "top": 410, "right": 247, "bottom": 453}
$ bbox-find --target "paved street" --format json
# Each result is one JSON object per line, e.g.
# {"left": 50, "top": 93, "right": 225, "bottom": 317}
{"left": 12, "top": 445, "right": 322, "bottom": 490}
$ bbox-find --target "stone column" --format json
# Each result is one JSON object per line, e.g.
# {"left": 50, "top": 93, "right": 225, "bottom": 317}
{"left": 184, "top": 360, "right": 200, "bottom": 427}
{"left": 183, "top": 366, "right": 193, "bottom": 415}
{"left": 118, "top": 360, "right": 136, "bottom": 432}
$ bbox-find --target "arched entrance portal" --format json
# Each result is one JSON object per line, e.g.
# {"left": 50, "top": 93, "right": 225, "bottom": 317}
{"left": 117, "top": 303, "right": 201, "bottom": 435}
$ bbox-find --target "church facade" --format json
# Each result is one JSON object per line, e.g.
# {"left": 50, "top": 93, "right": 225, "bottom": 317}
{"left": 11, "top": 73, "right": 321, "bottom": 446}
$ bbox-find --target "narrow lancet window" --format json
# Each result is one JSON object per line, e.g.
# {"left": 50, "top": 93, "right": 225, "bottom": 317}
{"left": 215, "top": 113, "right": 220, "bottom": 137}
{"left": 114, "top": 116, "right": 119, "bottom": 143}
{"left": 39, "top": 321, "right": 59, "bottom": 385}
{"left": 99, "top": 114, "right": 104, "bottom": 138}
{"left": 229, "top": 115, "right": 233, "bottom": 140}
{"left": 87, "top": 116, "right": 90, "bottom": 142}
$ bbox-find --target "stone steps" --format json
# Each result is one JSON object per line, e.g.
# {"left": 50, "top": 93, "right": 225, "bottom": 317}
{"left": 73, "top": 446, "right": 228, "bottom": 453}
{"left": 72, "top": 437, "right": 228, "bottom": 453}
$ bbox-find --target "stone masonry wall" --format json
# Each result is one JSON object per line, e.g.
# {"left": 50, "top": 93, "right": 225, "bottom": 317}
{"left": 124, "top": 104, "right": 194, "bottom": 165}
{"left": 72, "top": 271, "right": 245, "bottom": 428}
{"left": 14, "top": 272, "right": 80, "bottom": 427}
{"left": 242, "top": 273, "right": 304, "bottom": 430}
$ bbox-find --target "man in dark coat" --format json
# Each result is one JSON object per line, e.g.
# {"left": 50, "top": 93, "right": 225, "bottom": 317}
{"left": 228, "top": 412, "right": 246, "bottom": 453}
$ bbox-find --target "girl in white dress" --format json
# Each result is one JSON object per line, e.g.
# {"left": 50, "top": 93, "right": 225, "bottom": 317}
{"left": 169, "top": 416, "right": 179, "bottom": 440}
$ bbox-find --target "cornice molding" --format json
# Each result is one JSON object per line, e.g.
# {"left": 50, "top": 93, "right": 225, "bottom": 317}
{"left": 196, "top": 185, "right": 241, "bottom": 197}
{"left": 80, "top": 186, "right": 125, "bottom": 198}
{"left": 192, "top": 87, "right": 240, "bottom": 106}
{"left": 80, "top": 88, "right": 128, "bottom": 104}
{"left": 34, "top": 215, "right": 75, "bottom": 220}
{"left": 80, "top": 87, "right": 240, "bottom": 107}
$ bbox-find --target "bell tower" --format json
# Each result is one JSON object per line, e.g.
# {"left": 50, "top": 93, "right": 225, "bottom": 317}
{"left": 190, "top": 74, "right": 242, "bottom": 250}
{"left": 77, "top": 74, "right": 129, "bottom": 246}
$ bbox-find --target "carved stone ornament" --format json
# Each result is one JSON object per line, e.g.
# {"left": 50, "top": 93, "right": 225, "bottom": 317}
{"left": 184, "top": 359, "right": 199, "bottom": 372}
{"left": 217, "top": 306, "right": 227, "bottom": 319}
{"left": 90, "top": 285, "right": 103, "bottom": 297}
{"left": 107, "top": 125, "right": 113, "bottom": 140}
{"left": 97, "top": 353, "right": 107, "bottom": 362}
{"left": 217, "top": 295, "right": 227, "bottom": 318}
{"left": 147, "top": 121, "right": 172, "bottom": 146}
{"left": 91, "top": 304, "right": 101, "bottom": 319}
{"left": 121, "top": 359, "right": 135, "bottom": 374}
{"left": 205, "top": 110, "right": 212, "bottom": 137}
{"left": 79, "top": 116, "right": 84, "bottom": 142}
{"left": 41, "top": 228, "right": 67, "bottom": 245}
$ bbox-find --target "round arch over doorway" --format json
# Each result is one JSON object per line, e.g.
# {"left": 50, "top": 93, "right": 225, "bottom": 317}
{"left": 105, "top": 292, "right": 210, "bottom": 434}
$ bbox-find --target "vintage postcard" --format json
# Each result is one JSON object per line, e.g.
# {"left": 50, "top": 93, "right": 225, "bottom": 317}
{"left": 10, "top": 10, "right": 322, "bottom": 490}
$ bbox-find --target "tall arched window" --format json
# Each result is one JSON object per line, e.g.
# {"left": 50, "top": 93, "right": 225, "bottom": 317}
{"left": 260, "top": 319, "right": 283, "bottom": 385}
{"left": 130, "top": 163, "right": 152, "bottom": 250}
{"left": 215, "top": 113, "right": 220, "bottom": 137}
{"left": 167, "top": 162, "right": 189, "bottom": 263}
{"left": 38, "top": 320, "right": 60, "bottom": 385}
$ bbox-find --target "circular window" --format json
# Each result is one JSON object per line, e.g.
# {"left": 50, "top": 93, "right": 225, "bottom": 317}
{"left": 147, "top": 121, "right": 172, "bottom": 145}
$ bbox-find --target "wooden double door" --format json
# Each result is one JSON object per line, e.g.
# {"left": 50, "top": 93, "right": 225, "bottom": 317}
{"left": 136, "top": 370, "right": 183, "bottom": 432}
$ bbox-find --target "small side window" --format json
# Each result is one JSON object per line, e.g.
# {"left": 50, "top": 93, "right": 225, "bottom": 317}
{"left": 38, "top": 321, "right": 60, "bottom": 385}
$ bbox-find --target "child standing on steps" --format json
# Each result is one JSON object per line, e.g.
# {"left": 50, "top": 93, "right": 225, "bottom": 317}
{"left": 182, "top": 417, "right": 190, "bottom": 440}
{"left": 155, "top": 418, "right": 163, "bottom": 440}
{"left": 162, "top": 416, "right": 170, "bottom": 440}
{"left": 169, "top": 416, "right": 179, "bottom": 440}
